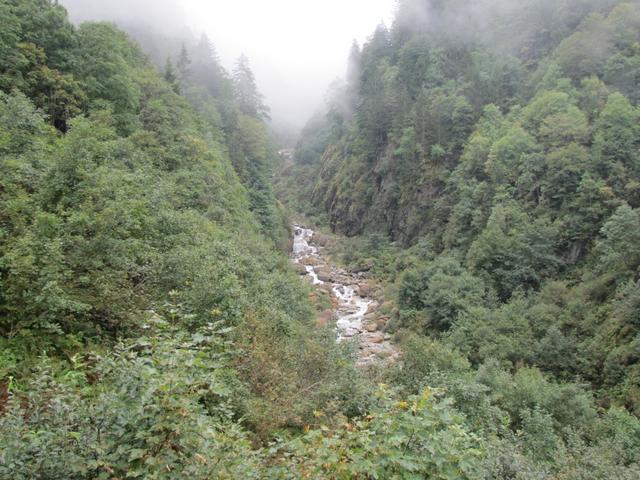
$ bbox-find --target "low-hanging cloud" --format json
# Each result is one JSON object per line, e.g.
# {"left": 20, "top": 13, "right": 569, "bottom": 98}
{"left": 60, "top": 0, "right": 395, "bottom": 129}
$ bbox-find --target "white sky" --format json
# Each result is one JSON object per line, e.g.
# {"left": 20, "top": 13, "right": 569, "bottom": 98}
{"left": 188, "top": 1, "right": 396, "bottom": 127}
{"left": 61, "top": 0, "right": 396, "bottom": 128}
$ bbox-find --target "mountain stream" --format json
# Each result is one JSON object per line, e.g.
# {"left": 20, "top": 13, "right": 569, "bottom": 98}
{"left": 292, "top": 225, "right": 398, "bottom": 367}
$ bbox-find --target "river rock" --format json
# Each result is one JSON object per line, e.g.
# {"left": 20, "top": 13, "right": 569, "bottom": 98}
{"left": 312, "top": 233, "right": 330, "bottom": 246}
{"left": 300, "top": 256, "right": 322, "bottom": 266}
{"left": 342, "top": 278, "right": 359, "bottom": 287}
{"left": 357, "top": 283, "right": 375, "bottom": 298}
{"left": 341, "top": 305, "right": 359, "bottom": 315}
{"left": 367, "top": 332, "right": 385, "bottom": 344}
{"left": 363, "top": 312, "right": 377, "bottom": 322}
{"left": 293, "top": 263, "right": 308, "bottom": 275}
{"left": 349, "top": 262, "right": 373, "bottom": 274}
{"left": 333, "top": 274, "right": 350, "bottom": 284}
{"left": 365, "top": 323, "right": 378, "bottom": 332}
{"left": 360, "top": 347, "right": 376, "bottom": 357}
{"left": 316, "top": 267, "right": 333, "bottom": 282}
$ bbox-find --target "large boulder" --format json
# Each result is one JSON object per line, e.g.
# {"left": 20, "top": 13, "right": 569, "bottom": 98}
{"left": 357, "top": 283, "right": 375, "bottom": 298}
{"left": 365, "top": 302, "right": 379, "bottom": 315}
{"left": 293, "top": 263, "right": 308, "bottom": 275}
{"left": 336, "top": 274, "right": 358, "bottom": 286}
{"left": 312, "top": 232, "right": 330, "bottom": 246}
{"left": 365, "top": 323, "right": 378, "bottom": 333}
{"left": 363, "top": 312, "right": 377, "bottom": 322}
{"left": 316, "top": 267, "right": 334, "bottom": 282}
{"left": 349, "top": 262, "right": 373, "bottom": 274}
{"left": 300, "top": 256, "right": 322, "bottom": 266}
{"left": 367, "top": 332, "right": 385, "bottom": 344}
{"left": 376, "top": 316, "right": 390, "bottom": 330}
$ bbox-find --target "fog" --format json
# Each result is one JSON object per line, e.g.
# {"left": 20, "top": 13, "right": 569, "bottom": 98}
{"left": 60, "top": 0, "right": 395, "bottom": 129}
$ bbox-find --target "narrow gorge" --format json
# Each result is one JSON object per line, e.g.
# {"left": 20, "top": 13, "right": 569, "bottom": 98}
{"left": 4, "top": 1, "right": 640, "bottom": 477}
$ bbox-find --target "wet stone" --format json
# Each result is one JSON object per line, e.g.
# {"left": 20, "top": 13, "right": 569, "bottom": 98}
{"left": 365, "top": 323, "right": 378, "bottom": 333}
{"left": 300, "top": 256, "right": 322, "bottom": 266}
{"left": 367, "top": 332, "right": 385, "bottom": 344}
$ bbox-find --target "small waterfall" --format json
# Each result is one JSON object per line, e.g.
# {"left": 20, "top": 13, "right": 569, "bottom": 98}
{"left": 292, "top": 226, "right": 317, "bottom": 256}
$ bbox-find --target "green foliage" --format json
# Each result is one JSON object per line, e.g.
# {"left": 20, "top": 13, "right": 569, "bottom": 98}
{"left": 0, "top": 321, "right": 264, "bottom": 479}
{"left": 592, "top": 92, "right": 640, "bottom": 178}
{"left": 399, "top": 255, "right": 489, "bottom": 332}
{"left": 595, "top": 203, "right": 640, "bottom": 278}
{"left": 0, "top": 4, "right": 364, "bottom": 475}
{"left": 275, "top": 386, "right": 486, "bottom": 480}
{"left": 5, "top": 1, "right": 640, "bottom": 477}
{"left": 278, "top": 3, "right": 640, "bottom": 475}
{"left": 466, "top": 201, "right": 560, "bottom": 300}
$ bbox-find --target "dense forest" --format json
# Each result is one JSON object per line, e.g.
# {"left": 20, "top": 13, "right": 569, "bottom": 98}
{"left": 279, "top": 0, "right": 640, "bottom": 476}
{"left": 1, "top": 0, "right": 639, "bottom": 478}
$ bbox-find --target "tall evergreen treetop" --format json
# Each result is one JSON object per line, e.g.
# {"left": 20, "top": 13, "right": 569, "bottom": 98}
{"left": 164, "top": 55, "right": 179, "bottom": 94}
{"left": 232, "top": 53, "right": 269, "bottom": 119}
{"left": 177, "top": 43, "right": 191, "bottom": 87}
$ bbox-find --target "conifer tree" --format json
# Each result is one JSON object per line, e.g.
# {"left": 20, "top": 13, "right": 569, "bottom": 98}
{"left": 232, "top": 53, "right": 269, "bottom": 119}
{"left": 177, "top": 43, "right": 191, "bottom": 88}
{"left": 164, "top": 56, "right": 179, "bottom": 94}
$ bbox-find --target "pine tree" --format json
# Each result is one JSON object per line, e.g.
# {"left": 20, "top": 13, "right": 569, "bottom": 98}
{"left": 346, "top": 39, "right": 361, "bottom": 89}
{"left": 191, "top": 34, "right": 230, "bottom": 98}
{"left": 343, "top": 39, "right": 362, "bottom": 117}
{"left": 194, "top": 33, "right": 219, "bottom": 64}
{"left": 232, "top": 54, "right": 269, "bottom": 119}
{"left": 177, "top": 43, "right": 191, "bottom": 88}
{"left": 164, "top": 56, "right": 179, "bottom": 94}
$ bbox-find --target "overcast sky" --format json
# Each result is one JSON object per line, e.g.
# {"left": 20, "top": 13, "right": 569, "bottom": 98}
{"left": 61, "top": 0, "right": 396, "bottom": 129}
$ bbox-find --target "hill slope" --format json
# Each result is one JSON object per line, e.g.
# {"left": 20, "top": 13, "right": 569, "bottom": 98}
{"left": 281, "top": 0, "right": 640, "bottom": 414}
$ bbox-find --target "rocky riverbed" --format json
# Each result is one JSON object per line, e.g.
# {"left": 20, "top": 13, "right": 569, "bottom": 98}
{"left": 292, "top": 225, "right": 399, "bottom": 367}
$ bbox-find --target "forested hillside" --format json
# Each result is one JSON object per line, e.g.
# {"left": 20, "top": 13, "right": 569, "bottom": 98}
{"left": 2, "top": 0, "right": 640, "bottom": 478}
{"left": 282, "top": 0, "right": 640, "bottom": 407}
{"left": 277, "top": 0, "right": 640, "bottom": 476}
{"left": 0, "top": 1, "right": 365, "bottom": 477}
